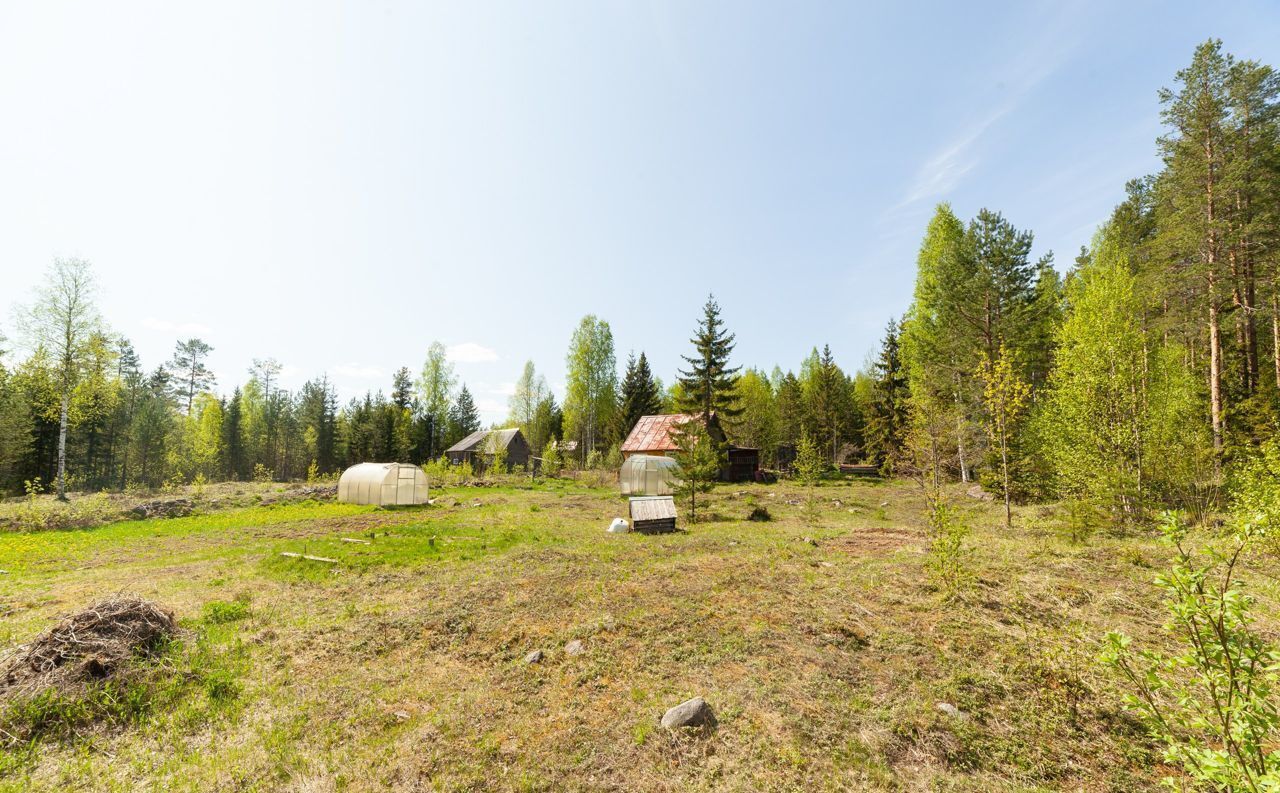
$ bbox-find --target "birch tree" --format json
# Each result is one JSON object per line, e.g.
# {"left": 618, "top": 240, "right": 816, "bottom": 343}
{"left": 20, "top": 258, "right": 102, "bottom": 500}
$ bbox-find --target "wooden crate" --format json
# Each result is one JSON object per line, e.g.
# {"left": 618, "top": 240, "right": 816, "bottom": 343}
{"left": 629, "top": 496, "right": 678, "bottom": 534}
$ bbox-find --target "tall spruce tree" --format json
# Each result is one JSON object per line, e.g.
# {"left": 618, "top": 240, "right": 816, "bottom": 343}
{"left": 447, "top": 384, "right": 481, "bottom": 448}
{"left": 865, "top": 319, "right": 910, "bottom": 468}
{"left": 617, "top": 351, "right": 663, "bottom": 440}
{"left": 676, "top": 295, "right": 741, "bottom": 425}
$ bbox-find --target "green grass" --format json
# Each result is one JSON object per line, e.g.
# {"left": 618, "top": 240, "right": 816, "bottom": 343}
{"left": 0, "top": 476, "right": 1271, "bottom": 791}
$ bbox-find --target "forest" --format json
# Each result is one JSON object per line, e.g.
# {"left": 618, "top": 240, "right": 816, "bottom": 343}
{"left": 0, "top": 37, "right": 1277, "bottom": 532}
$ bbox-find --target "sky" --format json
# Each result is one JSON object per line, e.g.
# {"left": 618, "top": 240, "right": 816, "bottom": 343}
{"left": 2, "top": 1, "right": 1279, "bottom": 423}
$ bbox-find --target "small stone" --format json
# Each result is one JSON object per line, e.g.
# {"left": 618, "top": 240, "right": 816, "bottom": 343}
{"left": 524, "top": 649, "right": 545, "bottom": 664}
{"left": 564, "top": 639, "right": 585, "bottom": 656}
{"left": 392, "top": 710, "right": 411, "bottom": 722}
{"left": 661, "top": 697, "right": 716, "bottom": 729}
{"left": 879, "top": 501, "right": 889, "bottom": 508}
{"left": 936, "top": 702, "right": 969, "bottom": 721}
{"left": 800, "top": 536, "right": 818, "bottom": 547}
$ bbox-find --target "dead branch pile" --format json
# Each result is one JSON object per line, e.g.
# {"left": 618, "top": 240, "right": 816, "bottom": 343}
{"left": 0, "top": 596, "right": 177, "bottom": 700}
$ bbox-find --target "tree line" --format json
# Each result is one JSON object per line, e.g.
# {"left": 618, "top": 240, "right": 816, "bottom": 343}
{"left": 893, "top": 39, "right": 1280, "bottom": 528}
{"left": 0, "top": 278, "right": 884, "bottom": 496}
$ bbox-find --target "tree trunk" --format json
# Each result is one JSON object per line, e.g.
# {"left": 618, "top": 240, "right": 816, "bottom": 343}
{"left": 1273, "top": 292, "right": 1280, "bottom": 390}
{"left": 1208, "top": 277, "right": 1224, "bottom": 459}
{"left": 57, "top": 392, "right": 70, "bottom": 501}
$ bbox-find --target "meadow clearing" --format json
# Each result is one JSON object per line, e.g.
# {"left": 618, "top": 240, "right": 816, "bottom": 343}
{"left": 0, "top": 475, "right": 1248, "bottom": 792}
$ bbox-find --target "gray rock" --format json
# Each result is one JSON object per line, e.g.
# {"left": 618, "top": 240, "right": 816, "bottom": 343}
{"left": 524, "top": 649, "right": 545, "bottom": 664}
{"left": 966, "top": 484, "right": 993, "bottom": 501}
{"left": 661, "top": 697, "right": 716, "bottom": 729}
{"left": 935, "top": 702, "right": 969, "bottom": 721}
{"left": 564, "top": 639, "right": 585, "bottom": 656}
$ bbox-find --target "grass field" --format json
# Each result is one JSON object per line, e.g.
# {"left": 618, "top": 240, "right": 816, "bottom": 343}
{"left": 0, "top": 475, "right": 1268, "bottom": 792}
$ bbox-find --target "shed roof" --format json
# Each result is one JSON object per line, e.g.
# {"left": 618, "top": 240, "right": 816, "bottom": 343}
{"left": 620, "top": 414, "right": 696, "bottom": 453}
{"left": 446, "top": 428, "right": 522, "bottom": 454}
{"left": 629, "top": 496, "right": 678, "bottom": 521}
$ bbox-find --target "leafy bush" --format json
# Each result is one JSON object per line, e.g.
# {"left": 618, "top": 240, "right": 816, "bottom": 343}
{"left": 1102, "top": 512, "right": 1280, "bottom": 790}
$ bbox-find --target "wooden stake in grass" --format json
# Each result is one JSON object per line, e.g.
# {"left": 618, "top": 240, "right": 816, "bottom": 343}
{"left": 280, "top": 552, "right": 339, "bottom": 564}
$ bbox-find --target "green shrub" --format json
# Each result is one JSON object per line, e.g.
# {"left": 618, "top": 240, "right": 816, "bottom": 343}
{"left": 1102, "top": 512, "right": 1280, "bottom": 790}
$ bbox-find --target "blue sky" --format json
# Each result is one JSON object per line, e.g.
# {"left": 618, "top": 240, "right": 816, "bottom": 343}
{"left": 2, "top": 1, "right": 1278, "bottom": 422}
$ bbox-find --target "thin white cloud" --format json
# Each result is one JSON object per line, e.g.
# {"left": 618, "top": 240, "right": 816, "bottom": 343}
{"left": 447, "top": 342, "right": 498, "bottom": 363}
{"left": 476, "top": 397, "right": 508, "bottom": 417}
{"left": 492, "top": 381, "right": 516, "bottom": 396}
{"left": 141, "top": 316, "right": 212, "bottom": 336}
{"left": 893, "top": 106, "right": 1011, "bottom": 210}
{"left": 333, "top": 364, "right": 383, "bottom": 379}
{"left": 889, "top": 15, "right": 1084, "bottom": 214}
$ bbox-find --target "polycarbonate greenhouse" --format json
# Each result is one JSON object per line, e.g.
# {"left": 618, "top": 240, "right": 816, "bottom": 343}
{"left": 337, "top": 462, "right": 429, "bottom": 506}
{"left": 619, "top": 454, "right": 680, "bottom": 496}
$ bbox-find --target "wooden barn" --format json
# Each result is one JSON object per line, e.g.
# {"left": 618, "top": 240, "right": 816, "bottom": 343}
{"left": 620, "top": 413, "right": 759, "bottom": 483}
{"left": 446, "top": 428, "right": 532, "bottom": 472}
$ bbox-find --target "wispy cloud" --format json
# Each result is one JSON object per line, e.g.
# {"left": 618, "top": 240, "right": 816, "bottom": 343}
{"left": 333, "top": 364, "right": 383, "bottom": 379}
{"left": 889, "top": 13, "right": 1085, "bottom": 213}
{"left": 476, "top": 397, "right": 507, "bottom": 417}
{"left": 447, "top": 342, "right": 498, "bottom": 363}
{"left": 893, "top": 106, "right": 1011, "bottom": 210}
{"left": 141, "top": 316, "right": 212, "bottom": 336}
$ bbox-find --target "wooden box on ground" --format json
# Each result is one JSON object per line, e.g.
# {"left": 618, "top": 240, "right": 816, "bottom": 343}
{"left": 629, "top": 496, "right": 678, "bottom": 534}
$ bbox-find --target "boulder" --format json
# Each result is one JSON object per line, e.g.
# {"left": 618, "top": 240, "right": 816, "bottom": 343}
{"left": 564, "top": 639, "right": 585, "bottom": 656}
{"left": 966, "top": 484, "right": 993, "bottom": 501}
{"left": 935, "top": 702, "right": 969, "bottom": 721}
{"left": 524, "top": 649, "right": 545, "bottom": 665}
{"left": 661, "top": 697, "right": 716, "bottom": 729}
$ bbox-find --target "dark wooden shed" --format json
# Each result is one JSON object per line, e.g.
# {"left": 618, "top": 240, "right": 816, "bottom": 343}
{"left": 445, "top": 428, "right": 532, "bottom": 472}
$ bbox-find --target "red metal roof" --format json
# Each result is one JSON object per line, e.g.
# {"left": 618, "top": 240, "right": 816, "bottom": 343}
{"left": 620, "top": 414, "right": 695, "bottom": 453}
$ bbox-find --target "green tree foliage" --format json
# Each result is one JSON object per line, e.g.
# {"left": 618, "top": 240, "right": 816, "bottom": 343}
{"left": 669, "top": 417, "right": 723, "bottom": 524}
{"left": 864, "top": 319, "right": 910, "bottom": 469}
{"left": 793, "top": 433, "right": 827, "bottom": 520}
{"left": 800, "top": 345, "right": 858, "bottom": 463}
{"left": 168, "top": 338, "right": 215, "bottom": 416}
{"left": 1102, "top": 512, "right": 1280, "bottom": 791}
{"left": 19, "top": 258, "right": 103, "bottom": 499}
{"left": 976, "top": 344, "right": 1031, "bottom": 528}
{"left": 564, "top": 315, "right": 618, "bottom": 459}
{"left": 726, "top": 368, "right": 778, "bottom": 466}
{"left": 446, "top": 384, "right": 481, "bottom": 448}
{"left": 616, "top": 351, "right": 663, "bottom": 442}
{"left": 416, "top": 341, "right": 456, "bottom": 459}
{"left": 676, "top": 295, "right": 741, "bottom": 424}
{"left": 1038, "top": 232, "right": 1210, "bottom": 527}
{"left": 508, "top": 360, "right": 554, "bottom": 453}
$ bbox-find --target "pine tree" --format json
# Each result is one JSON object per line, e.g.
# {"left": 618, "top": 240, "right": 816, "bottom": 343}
{"left": 669, "top": 417, "right": 723, "bottom": 523}
{"left": 169, "top": 338, "right": 216, "bottom": 416}
{"left": 221, "top": 387, "right": 246, "bottom": 480}
{"left": 676, "top": 295, "right": 741, "bottom": 424}
{"left": 447, "top": 384, "right": 481, "bottom": 448}
{"left": 617, "top": 351, "right": 663, "bottom": 440}
{"left": 391, "top": 367, "right": 414, "bottom": 411}
{"left": 865, "top": 319, "right": 910, "bottom": 469}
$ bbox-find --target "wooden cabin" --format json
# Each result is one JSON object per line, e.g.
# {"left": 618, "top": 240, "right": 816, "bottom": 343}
{"left": 445, "top": 428, "right": 532, "bottom": 472}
